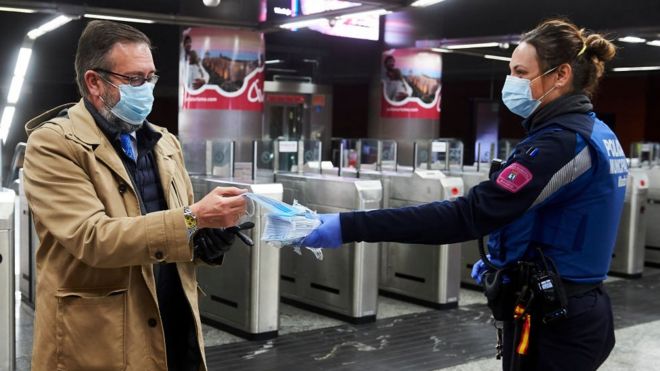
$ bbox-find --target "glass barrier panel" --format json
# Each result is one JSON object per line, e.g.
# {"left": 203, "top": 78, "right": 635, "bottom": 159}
{"left": 302, "top": 140, "right": 322, "bottom": 173}
{"left": 381, "top": 140, "right": 398, "bottom": 172}
{"left": 428, "top": 138, "right": 463, "bottom": 171}
{"left": 475, "top": 141, "right": 496, "bottom": 164}
{"left": 181, "top": 137, "right": 208, "bottom": 175}
{"left": 276, "top": 139, "right": 299, "bottom": 173}
{"left": 209, "top": 140, "right": 234, "bottom": 177}
{"left": 359, "top": 138, "right": 380, "bottom": 170}
{"left": 498, "top": 139, "right": 519, "bottom": 160}
{"left": 330, "top": 138, "right": 359, "bottom": 176}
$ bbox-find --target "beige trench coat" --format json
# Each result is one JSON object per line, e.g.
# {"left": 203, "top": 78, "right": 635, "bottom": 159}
{"left": 23, "top": 100, "right": 207, "bottom": 371}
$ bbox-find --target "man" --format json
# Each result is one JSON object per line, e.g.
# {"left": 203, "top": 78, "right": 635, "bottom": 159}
{"left": 382, "top": 55, "right": 411, "bottom": 101}
{"left": 23, "top": 20, "right": 246, "bottom": 370}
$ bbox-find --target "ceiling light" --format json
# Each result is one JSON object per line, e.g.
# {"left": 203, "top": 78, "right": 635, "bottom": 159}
{"left": 202, "top": 0, "right": 221, "bottom": 7}
{"left": 7, "top": 76, "right": 24, "bottom": 104}
{"left": 647, "top": 40, "right": 660, "bottom": 47}
{"left": 84, "top": 14, "right": 155, "bottom": 24}
{"left": 265, "top": 59, "right": 284, "bottom": 65}
{"left": 446, "top": 42, "right": 500, "bottom": 49}
{"left": 411, "top": 0, "right": 447, "bottom": 7}
{"left": 13, "top": 48, "right": 32, "bottom": 78}
{"left": 612, "top": 66, "right": 660, "bottom": 72}
{"left": 0, "top": 6, "right": 36, "bottom": 13}
{"left": 617, "top": 36, "right": 646, "bottom": 43}
{"left": 280, "top": 18, "right": 327, "bottom": 30}
{"left": 0, "top": 106, "right": 16, "bottom": 144}
{"left": 484, "top": 54, "right": 511, "bottom": 62}
{"left": 431, "top": 48, "right": 452, "bottom": 53}
{"left": 7, "top": 48, "right": 33, "bottom": 105}
{"left": 27, "top": 15, "right": 73, "bottom": 40}
{"left": 337, "top": 8, "right": 390, "bottom": 19}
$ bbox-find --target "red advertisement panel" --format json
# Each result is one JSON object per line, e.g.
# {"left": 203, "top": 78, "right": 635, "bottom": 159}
{"left": 180, "top": 28, "right": 265, "bottom": 111}
{"left": 380, "top": 48, "right": 442, "bottom": 119}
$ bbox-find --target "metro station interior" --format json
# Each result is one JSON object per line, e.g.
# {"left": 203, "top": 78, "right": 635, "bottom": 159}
{"left": 0, "top": 0, "right": 659, "bottom": 370}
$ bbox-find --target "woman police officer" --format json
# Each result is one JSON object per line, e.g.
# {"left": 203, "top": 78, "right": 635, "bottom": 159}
{"left": 303, "top": 19, "right": 624, "bottom": 371}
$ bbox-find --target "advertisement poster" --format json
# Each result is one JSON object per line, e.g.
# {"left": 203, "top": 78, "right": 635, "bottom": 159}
{"left": 380, "top": 49, "right": 442, "bottom": 119}
{"left": 180, "top": 28, "right": 265, "bottom": 111}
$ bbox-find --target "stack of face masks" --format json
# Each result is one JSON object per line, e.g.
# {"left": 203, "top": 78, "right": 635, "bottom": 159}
{"left": 243, "top": 193, "right": 323, "bottom": 259}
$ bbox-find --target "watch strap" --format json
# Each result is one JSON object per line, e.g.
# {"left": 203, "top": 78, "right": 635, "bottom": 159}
{"left": 183, "top": 206, "right": 198, "bottom": 240}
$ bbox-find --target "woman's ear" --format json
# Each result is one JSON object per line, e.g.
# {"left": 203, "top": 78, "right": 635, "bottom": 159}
{"left": 555, "top": 63, "right": 573, "bottom": 89}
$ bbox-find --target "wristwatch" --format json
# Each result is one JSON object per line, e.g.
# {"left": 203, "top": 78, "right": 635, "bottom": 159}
{"left": 183, "top": 206, "right": 198, "bottom": 240}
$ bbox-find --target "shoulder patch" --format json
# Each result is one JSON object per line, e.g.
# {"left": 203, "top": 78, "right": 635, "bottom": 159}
{"left": 496, "top": 162, "right": 533, "bottom": 193}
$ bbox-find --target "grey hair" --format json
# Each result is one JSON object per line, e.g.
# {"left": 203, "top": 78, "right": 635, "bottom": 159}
{"left": 74, "top": 20, "right": 151, "bottom": 98}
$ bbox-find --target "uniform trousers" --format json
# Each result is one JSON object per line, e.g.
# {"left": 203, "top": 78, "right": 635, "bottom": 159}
{"left": 502, "top": 286, "right": 615, "bottom": 371}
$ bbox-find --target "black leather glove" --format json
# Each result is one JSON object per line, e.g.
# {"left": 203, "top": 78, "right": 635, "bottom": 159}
{"left": 193, "top": 222, "right": 255, "bottom": 265}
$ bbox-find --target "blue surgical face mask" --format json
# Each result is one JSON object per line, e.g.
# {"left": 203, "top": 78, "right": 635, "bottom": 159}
{"left": 101, "top": 81, "right": 155, "bottom": 126}
{"left": 501, "top": 67, "right": 558, "bottom": 118}
{"left": 243, "top": 192, "right": 306, "bottom": 217}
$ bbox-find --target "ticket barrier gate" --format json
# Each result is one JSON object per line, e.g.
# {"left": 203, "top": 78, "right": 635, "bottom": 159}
{"left": 332, "top": 139, "right": 464, "bottom": 308}
{"left": 275, "top": 173, "right": 381, "bottom": 323}
{"left": 644, "top": 148, "right": 660, "bottom": 267}
{"left": 373, "top": 170, "right": 464, "bottom": 309}
{"left": 191, "top": 176, "right": 282, "bottom": 340}
{"left": 610, "top": 168, "right": 649, "bottom": 278}
{"left": 0, "top": 190, "right": 16, "bottom": 371}
{"left": 646, "top": 164, "right": 660, "bottom": 267}
{"left": 417, "top": 138, "right": 491, "bottom": 291}
{"left": 17, "top": 170, "right": 38, "bottom": 308}
{"left": 624, "top": 142, "right": 660, "bottom": 268}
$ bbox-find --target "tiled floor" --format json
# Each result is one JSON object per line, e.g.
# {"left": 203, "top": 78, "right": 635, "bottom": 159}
{"left": 12, "top": 268, "right": 660, "bottom": 370}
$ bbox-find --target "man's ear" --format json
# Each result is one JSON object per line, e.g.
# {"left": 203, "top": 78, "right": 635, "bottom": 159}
{"left": 84, "top": 70, "right": 103, "bottom": 97}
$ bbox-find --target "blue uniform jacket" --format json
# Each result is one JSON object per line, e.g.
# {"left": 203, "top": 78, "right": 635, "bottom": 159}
{"left": 340, "top": 94, "right": 627, "bottom": 284}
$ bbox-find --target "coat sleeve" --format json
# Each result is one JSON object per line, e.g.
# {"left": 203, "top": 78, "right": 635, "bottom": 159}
{"left": 24, "top": 125, "right": 192, "bottom": 268}
{"left": 340, "top": 128, "right": 583, "bottom": 245}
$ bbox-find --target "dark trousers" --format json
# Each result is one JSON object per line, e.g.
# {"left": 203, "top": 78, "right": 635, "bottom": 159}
{"left": 502, "top": 287, "right": 615, "bottom": 371}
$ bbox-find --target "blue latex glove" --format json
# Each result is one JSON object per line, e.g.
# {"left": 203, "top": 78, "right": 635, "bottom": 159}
{"left": 302, "top": 213, "right": 342, "bottom": 248}
{"left": 471, "top": 258, "right": 488, "bottom": 285}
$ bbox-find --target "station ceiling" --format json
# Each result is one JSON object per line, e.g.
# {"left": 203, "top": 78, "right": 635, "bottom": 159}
{"left": 1, "top": 0, "right": 659, "bottom": 84}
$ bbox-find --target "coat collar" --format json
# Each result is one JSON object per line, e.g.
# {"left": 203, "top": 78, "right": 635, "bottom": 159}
{"left": 26, "top": 99, "right": 179, "bottom": 193}
{"left": 26, "top": 99, "right": 178, "bottom": 157}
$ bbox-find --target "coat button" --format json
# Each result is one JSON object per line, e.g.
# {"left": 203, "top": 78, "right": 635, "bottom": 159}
{"left": 148, "top": 318, "right": 158, "bottom": 327}
{"left": 154, "top": 251, "right": 164, "bottom": 260}
{"left": 118, "top": 183, "right": 127, "bottom": 194}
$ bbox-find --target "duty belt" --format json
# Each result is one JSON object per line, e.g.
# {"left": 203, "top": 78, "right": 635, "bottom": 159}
{"left": 562, "top": 280, "right": 602, "bottom": 297}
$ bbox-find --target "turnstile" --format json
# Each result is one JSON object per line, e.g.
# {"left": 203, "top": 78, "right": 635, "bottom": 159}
{"left": 376, "top": 170, "right": 464, "bottom": 309}
{"left": 0, "top": 190, "right": 16, "bottom": 371}
{"left": 610, "top": 168, "right": 649, "bottom": 278}
{"left": 17, "top": 170, "right": 38, "bottom": 307}
{"left": 191, "top": 176, "right": 282, "bottom": 340}
{"left": 645, "top": 164, "right": 660, "bottom": 267}
{"left": 275, "top": 173, "right": 381, "bottom": 323}
{"left": 448, "top": 168, "right": 490, "bottom": 289}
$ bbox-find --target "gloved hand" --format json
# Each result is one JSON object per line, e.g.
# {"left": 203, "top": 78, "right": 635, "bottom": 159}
{"left": 193, "top": 222, "right": 255, "bottom": 264}
{"left": 471, "top": 258, "right": 488, "bottom": 285}
{"left": 301, "top": 213, "right": 343, "bottom": 248}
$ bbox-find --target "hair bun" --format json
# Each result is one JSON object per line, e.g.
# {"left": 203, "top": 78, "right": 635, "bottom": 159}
{"left": 584, "top": 34, "right": 616, "bottom": 63}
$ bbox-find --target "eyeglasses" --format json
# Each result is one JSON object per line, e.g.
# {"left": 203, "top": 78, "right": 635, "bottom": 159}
{"left": 94, "top": 68, "right": 159, "bottom": 87}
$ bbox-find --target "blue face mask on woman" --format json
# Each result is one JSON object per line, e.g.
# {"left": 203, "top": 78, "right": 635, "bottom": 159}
{"left": 501, "top": 66, "right": 558, "bottom": 118}
{"left": 101, "top": 81, "right": 155, "bottom": 126}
